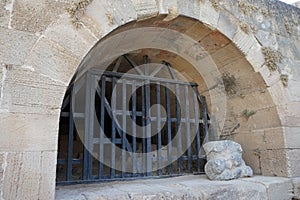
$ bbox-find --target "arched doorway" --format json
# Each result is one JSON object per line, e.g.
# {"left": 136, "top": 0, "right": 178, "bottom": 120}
{"left": 56, "top": 52, "right": 211, "bottom": 183}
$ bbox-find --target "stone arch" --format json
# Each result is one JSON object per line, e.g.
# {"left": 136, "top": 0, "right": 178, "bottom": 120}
{"left": 2, "top": 0, "right": 298, "bottom": 199}
{"left": 46, "top": 0, "right": 287, "bottom": 179}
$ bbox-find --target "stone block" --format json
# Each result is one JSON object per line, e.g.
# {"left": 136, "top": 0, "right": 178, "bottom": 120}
{"left": 242, "top": 150, "right": 261, "bottom": 175}
{"left": 292, "top": 177, "right": 300, "bottom": 199}
{"left": 217, "top": 11, "right": 239, "bottom": 40}
{"left": 11, "top": 0, "right": 70, "bottom": 33}
{"left": 245, "top": 44, "right": 265, "bottom": 72}
{"left": 24, "top": 37, "right": 80, "bottom": 85}
{"left": 2, "top": 152, "right": 41, "bottom": 200}
{"left": 264, "top": 127, "right": 285, "bottom": 150}
{"left": 1, "top": 66, "right": 65, "bottom": 114}
{"left": 184, "top": 21, "right": 212, "bottom": 42}
{"left": 286, "top": 149, "right": 300, "bottom": 177}
{"left": 131, "top": 0, "right": 158, "bottom": 21}
{"left": 211, "top": 43, "right": 243, "bottom": 68}
{"left": 85, "top": 0, "right": 136, "bottom": 34}
{"left": 177, "top": 0, "right": 200, "bottom": 20}
{"left": 234, "top": 130, "right": 266, "bottom": 151}
{"left": 44, "top": 13, "right": 97, "bottom": 58}
{"left": 232, "top": 27, "right": 258, "bottom": 55}
{"left": 260, "top": 149, "right": 288, "bottom": 177}
{"left": 238, "top": 106, "right": 281, "bottom": 131}
{"left": 0, "top": 113, "right": 59, "bottom": 152}
{"left": 0, "top": 152, "right": 6, "bottom": 199}
{"left": 199, "top": 0, "right": 219, "bottom": 29}
{"left": 283, "top": 127, "right": 300, "bottom": 149}
{"left": 0, "top": 0, "right": 12, "bottom": 28}
{"left": 278, "top": 102, "right": 300, "bottom": 127}
{"left": 0, "top": 27, "right": 38, "bottom": 65}
{"left": 156, "top": 0, "right": 177, "bottom": 14}
{"left": 199, "top": 31, "right": 231, "bottom": 54}
{"left": 258, "top": 65, "right": 281, "bottom": 87}
{"left": 287, "top": 80, "right": 300, "bottom": 102}
{"left": 243, "top": 176, "right": 293, "bottom": 200}
{"left": 227, "top": 90, "right": 275, "bottom": 115}
{"left": 39, "top": 151, "right": 57, "bottom": 200}
{"left": 255, "top": 30, "right": 278, "bottom": 50}
{"left": 267, "top": 81, "right": 290, "bottom": 106}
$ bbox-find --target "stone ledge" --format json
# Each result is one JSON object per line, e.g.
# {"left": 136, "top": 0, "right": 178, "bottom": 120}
{"left": 55, "top": 175, "right": 293, "bottom": 200}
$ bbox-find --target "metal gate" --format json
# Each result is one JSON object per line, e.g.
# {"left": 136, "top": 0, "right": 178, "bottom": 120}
{"left": 56, "top": 55, "right": 210, "bottom": 184}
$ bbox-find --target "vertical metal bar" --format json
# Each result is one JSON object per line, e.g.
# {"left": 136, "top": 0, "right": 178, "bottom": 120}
{"left": 156, "top": 83, "right": 162, "bottom": 176}
{"left": 87, "top": 75, "right": 96, "bottom": 179}
{"left": 184, "top": 84, "right": 192, "bottom": 173}
{"left": 192, "top": 86, "right": 201, "bottom": 172}
{"left": 145, "top": 80, "right": 152, "bottom": 176}
{"left": 201, "top": 96, "right": 209, "bottom": 144}
{"left": 99, "top": 76, "right": 106, "bottom": 178}
{"left": 67, "top": 87, "right": 74, "bottom": 181}
{"left": 143, "top": 55, "right": 149, "bottom": 76}
{"left": 111, "top": 77, "right": 117, "bottom": 178}
{"left": 83, "top": 72, "right": 91, "bottom": 180}
{"left": 122, "top": 79, "right": 127, "bottom": 177}
{"left": 165, "top": 83, "right": 172, "bottom": 174}
{"left": 175, "top": 84, "right": 182, "bottom": 174}
{"left": 132, "top": 80, "right": 137, "bottom": 175}
{"left": 141, "top": 82, "right": 146, "bottom": 176}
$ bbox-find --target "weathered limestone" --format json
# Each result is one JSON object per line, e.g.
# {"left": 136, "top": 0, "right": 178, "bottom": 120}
{"left": 243, "top": 176, "right": 294, "bottom": 200}
{"left": 1, "top": 66, "right": 65, "bottom": 114}
{"left": 260, "top": 149, "right": 288, "bottom": 177}
{"left": 11, "top": 0, "right": 71, "bottom": 33}
{"left": 0, "top": 113, "right": 59, "bottom": 152}
{"left": 292, "top": 177, "right": 300, "bottom": 199}
{"left": 0, "top": 27, "right": 38, "bottom": 65}
{"left": 203, "top": 140, "right": 253, "bottom": 180}
{"left": 55, "top": 175, "right": 296, "bottom": 200}
{"left": 1, "top": 151, "right": 56, "bottom": 200}
{"left": 0, "top": 0, "right": 299, "bottom": 199}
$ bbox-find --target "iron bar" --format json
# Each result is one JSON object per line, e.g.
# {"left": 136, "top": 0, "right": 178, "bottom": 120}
{"left": 184, "top": 84, "right": 192, "bottom": 173}
{"left": 122, "top": 79, "right": 127, "bottom": 177}
{"left": 99, "top": 76, "right": 106, "bottom": 179}
{"left": 156, "top": 82, "right": 162, "bottom": 176}
{"left": 67, "top": 87, "right": 74, "bottom": 181}
{"left": 165, "top": 83, "right": 173, "bottom": 174}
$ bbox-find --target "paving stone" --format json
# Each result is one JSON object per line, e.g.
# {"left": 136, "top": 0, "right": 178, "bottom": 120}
{"left": 55, "top": 175, "right": 272, "bottom": 200}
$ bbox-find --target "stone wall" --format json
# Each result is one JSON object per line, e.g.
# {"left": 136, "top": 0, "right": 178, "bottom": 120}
{"left": 0, "top": 0, "right": 299, "bottom": 199}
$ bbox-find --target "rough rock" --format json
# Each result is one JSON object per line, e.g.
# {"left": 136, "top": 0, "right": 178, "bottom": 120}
{"left": 203, "top": 140, "right": 253, "bottom": 180}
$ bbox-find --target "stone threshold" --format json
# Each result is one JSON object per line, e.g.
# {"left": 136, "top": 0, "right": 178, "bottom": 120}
{"left": 55, "top": 175, "right": 295, "bottom": 200}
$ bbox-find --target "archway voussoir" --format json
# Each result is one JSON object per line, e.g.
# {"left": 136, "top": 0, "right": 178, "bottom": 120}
{"left": 24, "top": 37, "right": 81, "bottom": 86}
{"left": 44, "top": 13, "right": 98, "bottom": 60}
{"left": 130, "top": 0, "right": 158, "bottom": 21}
{"left": 177, "top": 0, "right": 201, "bottom": 20}
{"left": 198, "top": 0, "right": 219, "bottom": 30}
{"left": 216, "top": 11, "right": 239, "bottom": 40}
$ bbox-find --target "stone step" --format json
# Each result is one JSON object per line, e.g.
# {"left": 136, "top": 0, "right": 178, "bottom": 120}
{"left": 55, "top": 175, "right": 294, "bottom": 200}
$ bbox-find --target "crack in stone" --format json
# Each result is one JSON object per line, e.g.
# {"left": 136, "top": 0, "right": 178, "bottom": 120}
{"left": 4, "top": 0, "right": 14, "bottom": 29}
{"left": 0, "top": 66, "right": 7, "bottom": 110}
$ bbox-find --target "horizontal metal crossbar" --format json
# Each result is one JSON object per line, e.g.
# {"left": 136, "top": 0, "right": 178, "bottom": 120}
{"left": 56, "top": 57, "right": 210, "bottom": 185}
